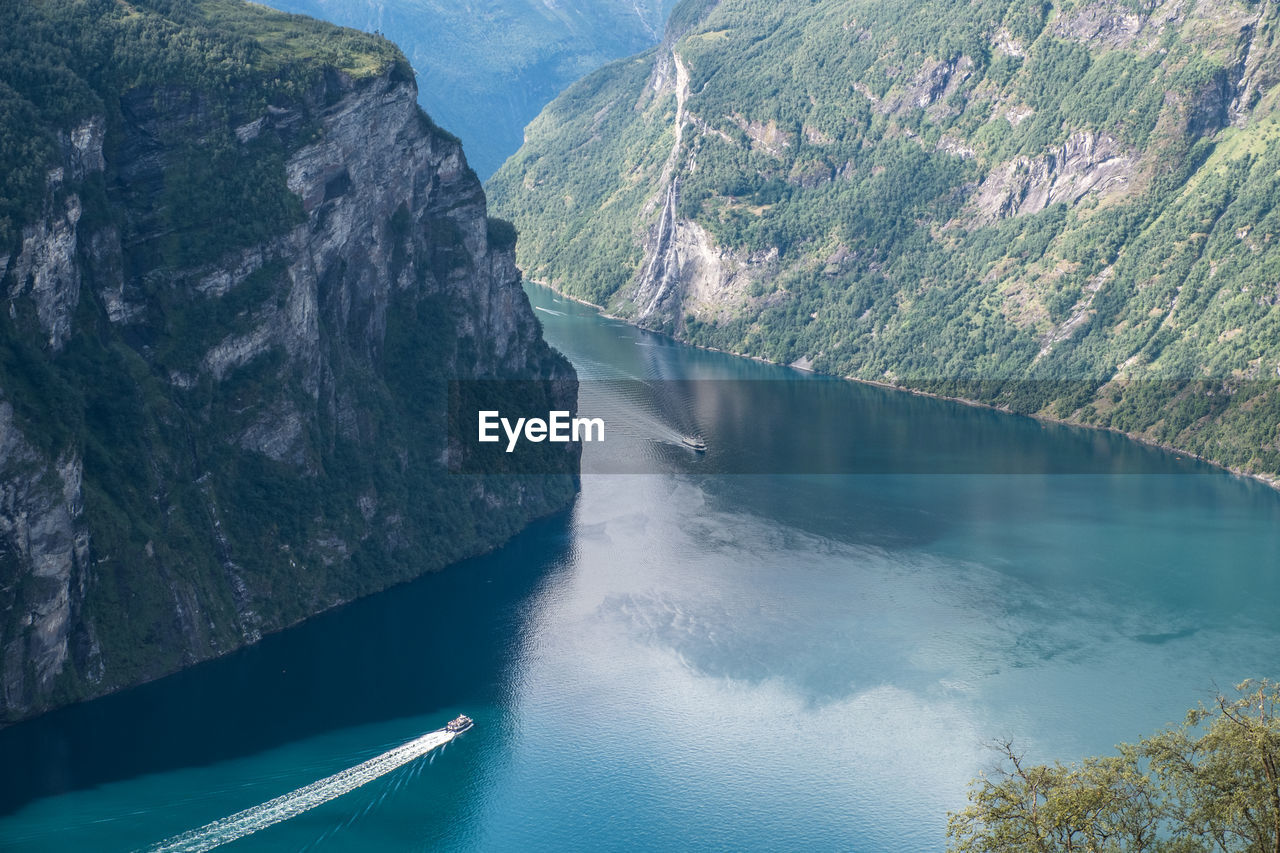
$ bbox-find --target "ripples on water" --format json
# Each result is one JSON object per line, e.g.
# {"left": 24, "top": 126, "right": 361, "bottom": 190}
{"left": 1, "top": 284, "right": 1279, "bottom": 851}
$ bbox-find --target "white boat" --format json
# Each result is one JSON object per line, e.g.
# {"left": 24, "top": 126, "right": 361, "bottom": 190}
{"left": 681, "top": 435, "right": 707, "bottom": 452}
{"left": 445, "top": 714, "right": 473, "bottom": 734}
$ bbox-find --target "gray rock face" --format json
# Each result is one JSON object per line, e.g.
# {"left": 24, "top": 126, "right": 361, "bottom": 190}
{"left": 1052, "top": 1, "right": 1146, "bottom": 49}
{"left": 967, "top": 131, "right": 1136, "bottom": 223}
{"left": 0, "top": 404, "right": 92, "bottom": 714}
{"left": 881, "top": 56, "right": 975, "bottom": 118}
{"left": 3, "top": 119, "right": 103, "bottom": 352}
{"left": 1231, "top": 0, "right": 1279, "bottom": 124}
{"left": 0, "top": 69, "right": 576, "bottom": 724}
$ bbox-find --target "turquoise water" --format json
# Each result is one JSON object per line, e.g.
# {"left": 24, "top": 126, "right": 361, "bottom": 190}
{"left": 3, "top": 284, "right": 1280, "bottom": 851}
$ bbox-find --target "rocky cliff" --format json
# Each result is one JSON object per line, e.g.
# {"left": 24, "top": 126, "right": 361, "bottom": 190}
{"left": 491, "top": 0, "right": 1280, "bottom": 481}
{"left": 0, "top": 0, "right": 577, "bottom": 725}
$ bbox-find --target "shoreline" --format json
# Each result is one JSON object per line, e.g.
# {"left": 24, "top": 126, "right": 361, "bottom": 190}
{"left": 527, "top": 278, "right": 1280, "bottom": 493}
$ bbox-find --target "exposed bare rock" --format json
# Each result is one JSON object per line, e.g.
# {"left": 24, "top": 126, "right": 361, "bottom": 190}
{"left": 637, "top": 212, "right": 777, "bottom": 326}
{"left": 203, "top": 322, "right": 276, "bottom": 381}
{"left": 881, "top": 56, "right": 974, "bottom": 116}
{"left": 63, "top": 117, "right": 105, "bottom": 180}
{"left": 1053, "top": 1, "right": 1146, "bottom": 48}
{"left": 234, "top": 116, "right": 266, "bottom": 144}
{"left": 4, "top": 118, "right": 112, "bottom": 349}
{"left": 1230, "top": 0, "right": 1279, "bottom": 124}
{"left": 731, "top": 114, "right": 792, "bottom": 157}
{"left": 1035, "top": 266, "right": 1115, "bottom": 362}
{"left": 196, "top": 247, "right": 269, "bottom": 297}
{"left": 0, "top": 403, "right": 90, "bottom": 716}
{"left": 936, "top": 135, "right": 976, "bottom": 159}
{"left": 992, "top": 27, "right": 1026, "bottom": 58}
{"left": 239, "top": 404, "right": 306, "bottom": 465}
{"left": 1003, "top": 103, "right": 1035, "bottom": 126}
{"left": 89, "top": 227, "right": 137, "bottom": 324}
{"left": 8, "top": 192, "right": 82, "bottom": 351}
{"left": 968, "top": 131, "right": 1135, "bottom": 223}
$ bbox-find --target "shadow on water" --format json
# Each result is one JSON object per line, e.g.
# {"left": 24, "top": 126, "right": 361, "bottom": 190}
{"left": 0, "top": 510, "right": 575, "bottom": 817}
{"left": 525, "top": 285, "right": 1217, "bottom": 481}
{"left": 564, "top": 377, "right": 1222, "bottom": 477}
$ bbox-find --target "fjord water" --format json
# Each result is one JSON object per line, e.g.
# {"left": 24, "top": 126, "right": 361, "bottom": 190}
{"left": 4, "top": 286, "right": 1280, "bottom": 852}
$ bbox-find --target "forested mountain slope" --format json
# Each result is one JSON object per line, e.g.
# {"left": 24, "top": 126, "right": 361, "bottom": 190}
{"left": 261, "top": 0, "right": 679, "bottom": 176}
{"left": 0, "top": 0, "right": 577, "bottom": 723}
{"left": 491, "top": 0, "right": 1280, "bottom": 480}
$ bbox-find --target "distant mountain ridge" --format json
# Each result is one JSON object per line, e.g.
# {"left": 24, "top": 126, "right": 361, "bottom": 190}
{"left": 260, "top": 0, "right": 680, "bottom": 176}
{"left": 491, "top": 0, "right": 1280, "bottom": 481}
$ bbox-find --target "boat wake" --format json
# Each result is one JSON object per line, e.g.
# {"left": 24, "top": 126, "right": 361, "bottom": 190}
{"left": 144, "top": 720, "right": 469, "bottom": 853}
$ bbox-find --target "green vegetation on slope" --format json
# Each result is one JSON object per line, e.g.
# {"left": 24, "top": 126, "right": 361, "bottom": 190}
{"left": 0, "top": 0, "right": 406, "bottom": 251}
{"left": 948, "top": 680, "right": 1280, "bottom": 853}
{"left": 491, "top": 0, "right": 1280, "bottom": 479}
{"left": 260, "top": 0, "right": 679, "bottom": 176}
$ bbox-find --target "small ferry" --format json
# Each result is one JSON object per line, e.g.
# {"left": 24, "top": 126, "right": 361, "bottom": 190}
{"left": 445, "top": 715, "right": 474, "bottom": 734}
{"left": 681, "top": 435, "right": 707, "bottom": 452}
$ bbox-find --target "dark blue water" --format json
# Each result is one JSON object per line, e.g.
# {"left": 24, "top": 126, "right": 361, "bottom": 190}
{"left": 3, "top": 284, "right": 1280, "bottom": 851}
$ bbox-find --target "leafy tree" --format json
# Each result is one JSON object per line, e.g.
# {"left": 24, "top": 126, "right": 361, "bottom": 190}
{"left": 948, "top": 681, "right": 1280, "bottom": 853}
{"left": 1145, "top": 682, "right": 1280, "bottom": 853}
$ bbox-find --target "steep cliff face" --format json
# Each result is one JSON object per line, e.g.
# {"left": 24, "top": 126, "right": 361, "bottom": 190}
{"left": 0, "top": 405, "right": 92, "bottom": 716}
{"left": 492, "top": 0, "right": 1280, "bottom": 480}
{"left": 0, "top": 2, "right": 577, "bottom": 724}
